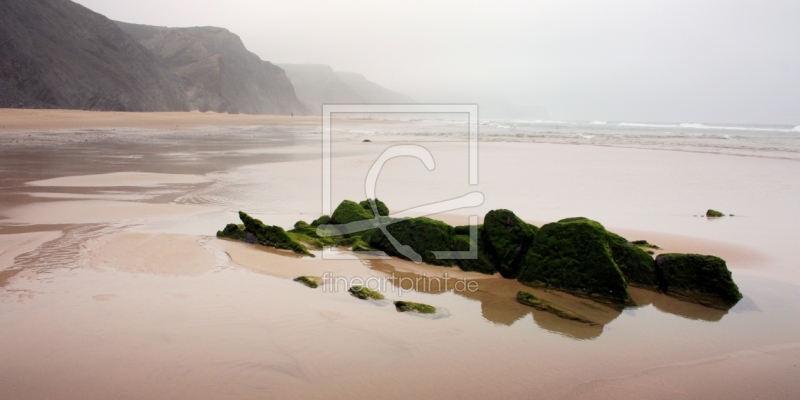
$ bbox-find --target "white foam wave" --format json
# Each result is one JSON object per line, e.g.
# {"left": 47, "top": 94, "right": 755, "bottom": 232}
{"left": 619, "top": 122, "right": 678, "bottom": 128}
{"left": 590, "top": 121, "right": 607, "bottom": 125}
{"left": 618, "top": 122, "right": 797, "bottom": 133}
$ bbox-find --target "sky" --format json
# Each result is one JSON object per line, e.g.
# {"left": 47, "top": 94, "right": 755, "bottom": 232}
{"left": 74, "top": 0, "right": 799, "bottom": 124}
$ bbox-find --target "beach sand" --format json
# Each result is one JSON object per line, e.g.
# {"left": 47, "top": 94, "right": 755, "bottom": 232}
{"left": 0, "top": 110, "right": 798, "bottom": 399}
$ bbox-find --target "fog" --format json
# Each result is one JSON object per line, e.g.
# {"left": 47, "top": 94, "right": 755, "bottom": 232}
{"left": 74, "top": 0, "right": 799, "bottom": 124}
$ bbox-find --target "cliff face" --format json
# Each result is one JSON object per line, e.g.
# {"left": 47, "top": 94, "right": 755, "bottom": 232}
{"left": 0, "top": 0, "right": 189, "bottom": 111}
{"left": 334, "top": 72, "right": 414, "bottom": 104}
{"left": 117, "top": 22, "right": 309, "bottom": 115}
{"left": 279, "top": 64, "right": 414, "bottom": 113}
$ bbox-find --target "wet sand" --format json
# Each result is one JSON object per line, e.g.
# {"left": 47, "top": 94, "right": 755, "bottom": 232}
{"left": 1, "top": 112, "right": 799, "bottom": 399}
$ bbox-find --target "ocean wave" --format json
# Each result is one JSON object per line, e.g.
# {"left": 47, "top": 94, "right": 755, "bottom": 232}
{"left": 590, "top": 121, "right": 607, "bottom": 125}
{"left": 617, "top": 122, "right": 797, "bottom": 133}
{"left": 619, "top": 122, "right": 678, "bottom": 128}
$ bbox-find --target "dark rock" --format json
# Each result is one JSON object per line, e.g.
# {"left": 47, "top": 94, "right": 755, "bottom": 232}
{"left": 294, "top": 276, "right": 321, "bottom": 289}
{"left": 238, "top": 211, "right": 312, "bottom": 256}
{"left": 349, "top": 285, "right": 384, "bottom": 300}
{"left": 453, "top": 229, "right": 495, "bottom": 274}
{"left": 394, "top": 301, "right": 436, "bottom": 314}
{"left": 655, "top": 253, "right": 742, "bottom": 309}
{"left": 331, "top": 200, "right": 375, "bottom": 225}
{"left": 607, "top": 233, "right": 658, "bottom": 289}
{"left": 367, "top": 217, "right": 457, "bottom": 266}
{"left": 518, "top": 218, "right": 632, "bottom": 305}
{"left": 706, "top": 209, "right": 725, "bottom": 218}
{"left": 481, "top": 209, "right": 538, "bottom": 278}
{"left": 216, "top": 223, "right": 245, "bottom": 240}
{"left": 359, "top": 198, "right": 389, "bottom": 217}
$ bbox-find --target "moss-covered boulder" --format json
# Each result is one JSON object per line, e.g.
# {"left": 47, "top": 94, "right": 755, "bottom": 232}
{"left": 516, "top": 291, "right": 595, "bottom": 324}
{"left": 331, "top": 200, "right": 374, "bottom": 225}
{"left": 607, "top": 232, "right": 658, "bottom": 289}
{"left": 706, "top": 209, "right": 725, "bottom": 218}
{"left": 310, "top": 215, "right": 331, "bottom": 227}
{"left": 394, "top": 301, "right": 436, "bottom": 314}
{"left": 655, "top": 253, "right": 742, "bottom": 309}
{"left": 632, "top": 240, "right": 660, "bottom": 249}
{"left": 367, "top": 217, "right": 457, "bottom": 266}
{"left": 216, "top": 223, "right": 246, "bottom": 240}
{"left": 518, "top": 218, "right": 632, "bottom": 305}
{"left": 239, "top": 212, "right": 312, "bottom": 256}
{"left": 481, "top": 209, "right": 538, "bottom": 278}
{"left": 359, "top": 198, "right": 389, "bottom": 217}
{"left": 348, "top": 285, "right": 385, "bottom": 300}
{"left": 288, "top": 220, "right": 335, "bottom": 249}
{"left": 294, "top": 276, "right": 322, "bottom": 289}
{"left": 453, "top": 231, "right": 496, "bottom": 274}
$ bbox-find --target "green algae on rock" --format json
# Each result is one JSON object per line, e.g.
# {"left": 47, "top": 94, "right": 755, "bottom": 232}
{"left": 655, "top": 253, "right": 742, "bottom": 309}
{"left": 631, "top": 240, "right": 660, "bottom": 250}
{"left": 216, "top": 223, "right": 246, "bottom": 240}
{"left": 481, "top": 209, "right": 538, "bottom": 279}
{"left": 348, "top": 285, "right": 385, "bottom": 300}
{"left": 310, "top": 215, "right": 331, "bottom": 227}
{"left": 238, "top": 211, "right": 312, "bottom": 256}
{"left": 368, "top": 217, "right": 457, "bottom": 266}
{"left": 453, "top": 231, "right": 495, "bottom": 274}
{"left": 331, "top": 200, "right": 375, "bottom": 225}
{"left": 516, "top": 291, "right": 595, "bottom": 324}
{"left": 607, "top": 232, "right": 659, "bottom": 290}
{"left": 394, "top": 301, "right": 436, "bottom": 314}
{"left": 359, "top": 198, "right": 389, "bottom": 217}
{"left": 294, "top": 276, "right": 322, "bottom": 289}
{"left": 518, "top": 217, "right": 632, "bottom": 305}
{"left": 288, "top": 220, "right": 335, "bottom": 249}
{"left": 706, "top": 209, "right": 725, "bottom": 218}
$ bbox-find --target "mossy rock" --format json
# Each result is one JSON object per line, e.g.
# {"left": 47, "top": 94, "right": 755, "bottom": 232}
{"left": 394, "top": 301, "right": 436, "bottom": 314}
{"left": 481, "top": 209, "right": 538, "bottom": 278}
{"left": 518, "top": 217, "right": 632, "bottom": 305}
{"left": 216, "top": 223, "right": 245, "bottom": 240}
{"left": 293, "top": 276, "right": 322, "bottom": 289}
{"left": 310, "top": 215, "right": 331, "bottom": 227}
{"left": 351, "top": 240, "right": 373, "bottom": 252}
{"left": 359, "top": 198, "right": 389, "bottom": 217}
{"left": 655, "top": 253, "right": 742, "bottom": 309}
{"left": 349, "top": 285, "right": 385, "bottom": 300}
{"left": 289, "top": 219, "right": 336, "bottom": 248}
{"left": 453, "top": 231, "right": 495, "bottom": 274}
{"left": 706, "top": 209, "right": 725, "bottom": 218}
{"left": 331, "top": 200, "right": 375, "bottom": 225}
{"left": 632, "top": 240, "right": 660, "bottom": 250}
{"left": 516, "top": 291, "right": 594, "bottom": 324}
{"left": 607, "top": 232, "right": 658, "bottom": 289}
{"left": 239, "top": 212, "right": 312, "bottom": 256}
{"left": 367, "top": 217, "right": 457, "bottom": 266}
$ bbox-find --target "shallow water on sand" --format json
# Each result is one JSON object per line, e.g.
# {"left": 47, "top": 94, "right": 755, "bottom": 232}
{"left": 1, "top": 124, "right": 799, "bottom": 398}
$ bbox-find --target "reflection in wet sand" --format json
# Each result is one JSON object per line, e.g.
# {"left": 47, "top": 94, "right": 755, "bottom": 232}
{"left": 369, "top": 257, "right": 622, "bottom": 339}
{"left": 629, "top": 286, "right": 740, "bottom": 322}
